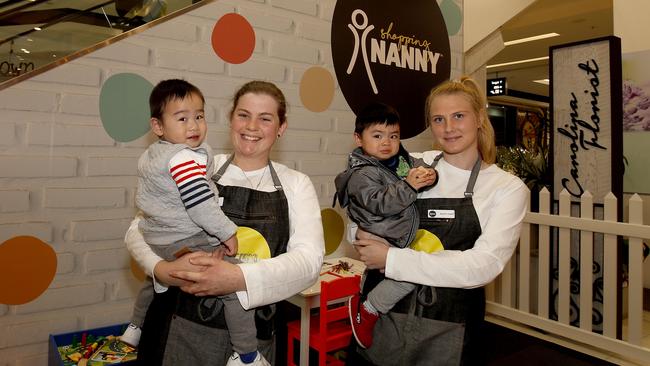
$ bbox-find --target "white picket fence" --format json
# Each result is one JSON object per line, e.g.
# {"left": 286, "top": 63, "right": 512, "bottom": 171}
{"left": 486, "top": 188, "right": 650, "bottom": 365}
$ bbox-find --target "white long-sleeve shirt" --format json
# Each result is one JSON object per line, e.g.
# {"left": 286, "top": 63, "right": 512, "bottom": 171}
{"left": 385, "top": 150, "right": 529, "bottom": 289}
{"left": 125, "top": 154, "right": 325, "bottom": 309}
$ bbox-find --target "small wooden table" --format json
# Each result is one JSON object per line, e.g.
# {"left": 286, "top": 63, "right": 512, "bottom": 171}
{"left": 285, "top": 256, "right": 366, "bottom": 366}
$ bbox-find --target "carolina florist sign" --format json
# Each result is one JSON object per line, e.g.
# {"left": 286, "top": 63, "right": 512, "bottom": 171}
{"left": 550, "top": 37, "right": 622, "bottom": 203}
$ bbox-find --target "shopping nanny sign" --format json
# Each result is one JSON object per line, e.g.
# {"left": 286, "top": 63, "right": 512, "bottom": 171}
{"left": 331, "top": 0, "right": 451, "bottom": 138}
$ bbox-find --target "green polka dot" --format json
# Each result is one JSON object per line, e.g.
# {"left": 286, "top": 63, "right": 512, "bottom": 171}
{"left": 440, "top": 0, "right": 462, "bottom": 36}
{"left": 100, "top": 73, "right": 153, "bottom": 142}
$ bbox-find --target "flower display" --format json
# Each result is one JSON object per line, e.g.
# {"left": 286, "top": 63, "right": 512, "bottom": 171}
{"left": 623, "top": 79, "right": 650, "bottom": 131}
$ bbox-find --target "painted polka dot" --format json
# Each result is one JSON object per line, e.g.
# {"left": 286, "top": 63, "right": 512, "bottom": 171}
{"left": 130, "top": 258, "right": 146, "bottom": 282}
{"left": 99, "top": 73, "right": 153, "bottom": 142}
{"left": 212, "top": 13, "right": 255, "bottom": 64}
{"left": 321, "top": 208, "right": 345, "bottom": 256}
{"left": 440, "top": 0, "right": 462, "bottom": 36}
{"left": 0, "top": 236, "right": 56, "bottom": 305}
{"left": 300, "top": 66, "right": 335, "bottom": 113}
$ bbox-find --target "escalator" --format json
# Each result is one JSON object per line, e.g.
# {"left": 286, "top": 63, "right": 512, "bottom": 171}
{"left": 0, "top": 0, "right": 202, "bottom": 86}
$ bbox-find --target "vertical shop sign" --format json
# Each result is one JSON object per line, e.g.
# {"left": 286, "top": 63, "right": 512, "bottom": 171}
{"left": 549, "top": 36, "right": 623, "bottom": 332}
{"left": 550, "top": 36, "right": 623, "bottom": 203}
{"left": 331, "top": 0, "right": 451, "bottom": 138}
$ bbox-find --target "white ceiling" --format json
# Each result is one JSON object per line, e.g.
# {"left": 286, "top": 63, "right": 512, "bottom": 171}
{"left": 486, "top": 0, "right": 613, "bottom": 98}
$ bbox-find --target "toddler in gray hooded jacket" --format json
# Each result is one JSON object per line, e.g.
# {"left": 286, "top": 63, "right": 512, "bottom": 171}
{"left": 334, "top": 102, "right": 437, "bottom": 349}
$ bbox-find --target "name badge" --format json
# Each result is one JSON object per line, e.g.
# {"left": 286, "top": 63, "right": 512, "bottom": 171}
{"left": 218, "top": 197, "right": 224, "bottom": 206}
{"left": 427, "top": 209, "right": 455, "bottom": 219}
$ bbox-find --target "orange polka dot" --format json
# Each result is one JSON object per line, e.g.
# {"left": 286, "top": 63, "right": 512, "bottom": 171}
{"left": 211, "top": 13, "right": 255, "bottom": 64}
{"left": 130, "top": 258, "right": 147, "bottom": 282}
{"left": 0, "top": 236, "right": 57, "bottom": 305}
{"left": 300, "top": 66, "right": 335, "bottom": 112}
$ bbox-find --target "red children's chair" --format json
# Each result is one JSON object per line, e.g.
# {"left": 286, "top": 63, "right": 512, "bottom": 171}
{"left": 286, "top": 275, "right": 361, "bottom": 366}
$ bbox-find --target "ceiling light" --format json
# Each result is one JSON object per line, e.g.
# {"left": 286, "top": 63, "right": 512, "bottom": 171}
{"left": 533, "top": 79, "right": 550, "bottom": 85}
{"left": 34, "top": 27, "right": 42, "bottom": 31}
{"left": 504, "top": 33, "right": 560, "bottom": 46}
{"left": 21, "top": 48, "right": 30, "bottom": 54}
{"left": 486, "top": 56, "right": 549, "bottom": 69}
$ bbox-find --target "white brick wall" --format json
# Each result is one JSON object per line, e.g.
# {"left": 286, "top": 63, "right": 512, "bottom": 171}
{"left": 86, "top": 156, "right": 139, "bottom": 176}
{"left": 0, "top": 156, "right": 77, "bottom": 178}
{"left": 0, "top": 0, "right": 463, "bottom": 363}
{"left": 268, "top": 39, "right": 320, "bottom": 63}
{"left": 55, "top": 253, "right": 75, "bottom": 275}
{"left": 271, "top": 0, "right": 318, "bottom": 16}
{"left": 84, "top": 248, "right": 131, "bottom": 272}
{"left": 30, "top": 64, "right": 101, "bottom": 87}
{"left": 0, "top": 190, "right": 30, "bottom": 213}
{"left": 229, "top": 60, "right": 287, "bottom": 81}
{"left": 0, "top": 222, "right": 53, "bottom": 242}
{"left": 239, "top": 7, "right": 294, "bottom": 33}
{"left": 28, "top": 124, "right": 116, "bottom": 146}
{"left": 43, "top": 188, "right": 126, "bottom": 209}
{"left": 69, "top": 218, "right": 132, "bottom": 242}
{"left": 14, "top": 283, "right": 105, "bottom": 314}
{"left": 0, "top": 123, "right": 15, "bottom": 145}
{"left": 2, "top": 316, "right": 78, "bottom": 348}
{"left": 0, "top": 89, "right": 57, "bottom": 112}
{"left": 88, "top": 41, "right": 151, "bottom": 66}
{"left": 154, "top": 48, "right": 226, "bottom": 74}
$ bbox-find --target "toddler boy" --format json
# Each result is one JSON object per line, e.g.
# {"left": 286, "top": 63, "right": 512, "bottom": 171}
{"left": 334, "top": 102, "right": 437, "bottom": 349}
{"left": 123, "top": 79, "right": 267, "bottom": 366}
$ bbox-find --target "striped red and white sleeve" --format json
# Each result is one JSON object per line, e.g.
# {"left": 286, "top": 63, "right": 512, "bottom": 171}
{"left": 168, "top": 149, "right": 214, "bottom": 210}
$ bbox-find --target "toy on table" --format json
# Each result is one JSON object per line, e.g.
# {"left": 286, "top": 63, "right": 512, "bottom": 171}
{"left": 57, "top": 331, "right": 136, "bottom": 365}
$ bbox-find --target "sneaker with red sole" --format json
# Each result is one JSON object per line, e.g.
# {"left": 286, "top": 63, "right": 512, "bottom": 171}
{"left": 348, "top": 294, "right": 379, "bottom": 349}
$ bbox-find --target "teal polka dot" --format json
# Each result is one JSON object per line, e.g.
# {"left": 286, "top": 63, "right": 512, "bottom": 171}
{"left": 100, "top": 73, "right": 153, "bottom": 142}
{"left": 440, "top": 0, "right": 462, "bottom": 36}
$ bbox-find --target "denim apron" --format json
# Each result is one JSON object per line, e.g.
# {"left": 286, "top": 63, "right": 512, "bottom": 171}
{"left": 351, "top": 154, "right": 484, "bottom": 366}
{"left": 137, "top": 156, "right": 290, "bottom": 366}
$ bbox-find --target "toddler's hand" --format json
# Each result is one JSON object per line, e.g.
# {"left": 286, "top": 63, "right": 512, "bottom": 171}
{"left": 405, "top": 166, "right": 437, "bottom": 190}
{"left": 222, "top": 234, "right": 238, "bottom": 256}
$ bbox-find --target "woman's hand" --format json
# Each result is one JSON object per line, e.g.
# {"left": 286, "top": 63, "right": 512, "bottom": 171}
{"left": 354, "top": 229, "right": 390, "bottom": 271}
{"left": 153, "top": 252, "right": 209, "bottom": 287}
{"left": 171, "top": 250, "right": 246, "bottom": 296}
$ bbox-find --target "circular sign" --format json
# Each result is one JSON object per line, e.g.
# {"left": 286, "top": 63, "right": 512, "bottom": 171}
{"left": 331, "top": 0, "right": 451, "bottom": 138}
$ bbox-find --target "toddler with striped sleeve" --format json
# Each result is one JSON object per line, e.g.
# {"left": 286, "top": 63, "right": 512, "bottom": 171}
{"left": 123, "top": 79, "right": 266, "bottom": 366}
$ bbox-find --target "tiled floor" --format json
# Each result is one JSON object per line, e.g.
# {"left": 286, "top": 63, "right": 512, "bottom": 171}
{"left": 482, "top": 321, "right": 616, "bottom": 366}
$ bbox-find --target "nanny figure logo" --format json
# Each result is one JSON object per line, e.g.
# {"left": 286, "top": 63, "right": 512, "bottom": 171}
{"left": 332, "top": 0, "right": 451, "bottom": 139}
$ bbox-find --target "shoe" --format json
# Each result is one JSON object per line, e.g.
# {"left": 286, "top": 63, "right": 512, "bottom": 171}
{"left": 225, "top": 351, "right": 270, "bottom": 366}
{"left": 120, "top": 323, "right": 141, "bottom": 347}
{"left": 348, "top": 294, "right": 379, "bottom": 349}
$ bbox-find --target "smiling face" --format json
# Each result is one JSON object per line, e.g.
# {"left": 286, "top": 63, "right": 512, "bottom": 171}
{"left": 428, "top": 93, "right": 481, "bottom": 166}
{"left": 354, "top": 123, "right": 401, "bottom": 161}
{"left": 151, "top": 93, "right": 206, "bottom": 148}
{"left": 229, "top": 92, "right": 288, "bottom": 168}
